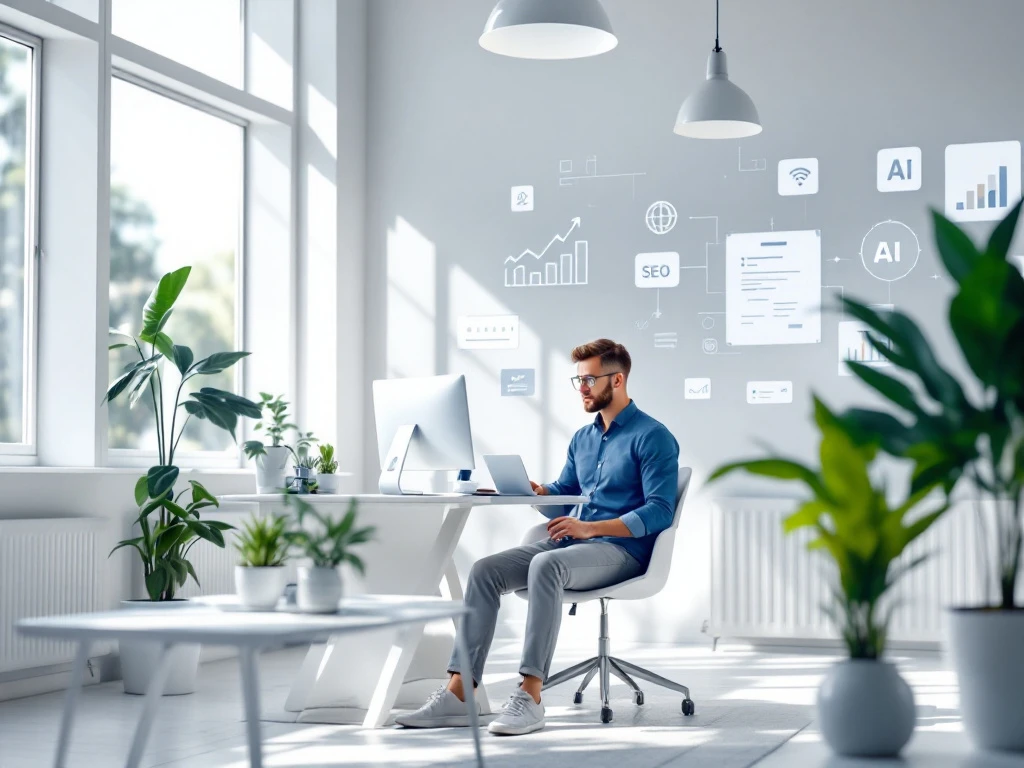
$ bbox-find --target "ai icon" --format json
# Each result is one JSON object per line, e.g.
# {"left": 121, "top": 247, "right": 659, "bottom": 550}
{"left": 877, "top": 147, "right": 922, "bottom": 192}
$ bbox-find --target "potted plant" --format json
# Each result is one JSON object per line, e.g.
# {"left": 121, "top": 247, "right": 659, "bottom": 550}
{"left": 243, "top": 393, "right": 296, "bottom": 492}
{"left": 234, "top": 515, "right": 289, "bottom": 610}
{"left": 711, "top": 398, "right": 947, "bottom": 757}
{"left": 291, "top": 456, "right": 318, "bottom": 494}
{"left": 283, "top": 497, "right": 375, "bottom": 613}
{"left": 105, "top": 266, "right": 262, "bottom": 694}
{"left": 315, "top": 443, "right": 341, "bottom": 494}
{"left": 834, "top": 200, "right": 1024, "bottom": 751}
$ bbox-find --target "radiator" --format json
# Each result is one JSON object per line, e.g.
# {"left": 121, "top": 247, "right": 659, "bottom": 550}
{"left": 0, "top": 518, "right": 111, "bottom": 672}
{"left": 710, "top": 498, "right": 990, "bottom": 644}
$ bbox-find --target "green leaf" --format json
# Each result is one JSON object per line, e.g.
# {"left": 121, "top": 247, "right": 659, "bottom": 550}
{"left": 126, "top": 360, "right": 159, "bottom": 409}
{"left": 134, "top": 475, "right": 149, "bottom": 507}
{"left": 109, "top": 537, "right": 145, "bottom": 559}
{"left": 845, "top": 363, "right": 923, "bottom": 416}
{"left": 152, "top": 332, "right": 174, "bottom": 360}
{"left": 140, "top": 267, "right": 190, "bottom": 343}
{"left": 168, "top": 558, "right": 188, "bottom": 586}
{"left": 189, "top": 480, "right": 219, "bottom": 508}
{"left": 103, "top": 356, "right": 152, "bottom": 404}
{"left": 984, "top": 198, "right": 1023, "bottom": 261}
{"left": 156, "top": 523, "right": 187, "bottom": 557}
{"left": 932, "top": 208, "right": 981, "bottom": 284}
{"left": 185, "top": 560, "right": 201, "bottom": 588}
{"left": 183, "top": 394, "right": 238, "bottom": 440}
{"left": 145, "top": 568, "right": 169, "bottom": 601}
{"left": 242, "top": 440, "right": 266, "bottom": 459}
{"left": 185, "top": 519, "right": 226, "bottom": 548}
{"left": 709, "top": 458, "right": 831, "bottom": 501}
{"left": 197, "top": 387, "right": 263, "bottom": 419}
{"left": 171, "top": 345, "right": 194, "bottom": 377}
{"left": 160, "top": 498, "right": 191, "bottom": 520}
{"left": 190, "top": 352, "right": 250, "bottom": 376}
{"left": 147, "top": 465, "right": 179, "bottom": 499}
{"left": 782, "top": 501, "right": 826, "bottom": 533}
{"left": 109, "top": 343, "right": 129, "bottom": 351}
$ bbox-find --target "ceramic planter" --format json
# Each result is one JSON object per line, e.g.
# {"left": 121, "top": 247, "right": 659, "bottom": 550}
{"left": 296, "top": 565, "right": 342, "bottom": 613}
{"left": 119, "top": 600, "right": 201, "bottom": 695}
{"left": 234, "top": 565, "right": 285, "bottom": 610}
{"left": 817, "top": 658, "right": 915, "bottom": 757}
{"left": 948, "top": 607, "right": 1024, "bottom": 752}
{"left": 255, "top": 446, "right": 290, "bottom": 493}
{"left": 316, "top": 473, "right": 341, "bottom": 494}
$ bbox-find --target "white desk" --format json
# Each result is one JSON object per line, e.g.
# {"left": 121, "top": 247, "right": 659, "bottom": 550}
{"left": 221, "top": 493, "right": 587, "bottom": 726}
{"left": 17, "top": 597, "right": 483, "bottom": 768}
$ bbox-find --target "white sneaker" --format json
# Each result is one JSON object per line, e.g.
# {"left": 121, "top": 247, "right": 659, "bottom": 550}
{"left": 487, "top": 689, "right": 545, "bottom": 736}
{"left": 394, "top": 687, "right": 479, "bottom": 728}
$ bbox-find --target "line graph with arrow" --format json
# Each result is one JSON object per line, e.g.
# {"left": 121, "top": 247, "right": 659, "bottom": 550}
{"left": 504, "top": 217, "right": 588, "bottom": 288}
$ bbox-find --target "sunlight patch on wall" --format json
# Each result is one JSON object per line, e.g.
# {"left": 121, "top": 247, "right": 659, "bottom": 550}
{"left": 386, "top": 216, "right": 436, "bottom": 379}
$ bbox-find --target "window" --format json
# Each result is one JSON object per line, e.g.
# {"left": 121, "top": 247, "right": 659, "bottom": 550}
{"left": 0, "top": 28, "right": 39, "bottom": 450}
{"left": 108, "top": 77, "right": 244, "bottom": 457}
{"left": 112, "top": 0, "right": 243, "bottom": 88}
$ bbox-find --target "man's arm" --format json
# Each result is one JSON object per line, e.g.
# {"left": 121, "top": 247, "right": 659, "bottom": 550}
{"left": 617, "top": 428, "right": 680, "bottom": 538}
{"left": 533, "top": 439, "right": 581, "bottom": 520}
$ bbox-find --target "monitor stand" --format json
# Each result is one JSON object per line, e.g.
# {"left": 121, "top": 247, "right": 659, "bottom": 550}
{"left": 378, "top": 424, "right": 422, "bottom": 495}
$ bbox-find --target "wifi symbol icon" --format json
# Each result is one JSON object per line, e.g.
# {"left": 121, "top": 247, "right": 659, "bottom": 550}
{"left": 779, "top": 158, "right": 819, "bottom": 196}
{"left": 789, "top": 167, "right": 811, "bottom": 185}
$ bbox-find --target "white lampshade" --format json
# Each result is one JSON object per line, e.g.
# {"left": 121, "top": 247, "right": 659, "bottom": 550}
{"left": 674, "top": 50, "right": 761, "bottom": 139}
{"left": 479, "top": 0, "right": 617, "bottom": 60}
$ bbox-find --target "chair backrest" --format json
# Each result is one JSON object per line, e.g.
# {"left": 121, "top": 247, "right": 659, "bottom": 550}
{"left": 640, "top": 466, "right": 692, "bottom": 590}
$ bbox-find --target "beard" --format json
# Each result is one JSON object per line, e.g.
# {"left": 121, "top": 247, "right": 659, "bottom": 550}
{"left": 582, "top": 383, "right": 614, "bottom": 413}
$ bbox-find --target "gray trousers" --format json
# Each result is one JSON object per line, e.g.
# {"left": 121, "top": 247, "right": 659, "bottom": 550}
{"left": 446, "top": 538, "right": 643, "bottom": 685}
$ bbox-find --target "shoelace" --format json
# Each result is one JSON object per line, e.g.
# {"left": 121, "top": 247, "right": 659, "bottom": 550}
{"left": 425, "top": 687, "right": 448, "bottom": 707}
{"left": 502, "top": 693, "right": 530, "bottom": 717}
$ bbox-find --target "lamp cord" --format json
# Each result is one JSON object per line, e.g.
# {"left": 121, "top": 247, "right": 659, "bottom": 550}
{"left": 714, "top": 0, "right": 722, "bottom": 52}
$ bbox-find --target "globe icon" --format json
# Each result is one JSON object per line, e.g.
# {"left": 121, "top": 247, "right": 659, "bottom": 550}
{"left": 646, "top": 201, "right": 678, "bottom": 235}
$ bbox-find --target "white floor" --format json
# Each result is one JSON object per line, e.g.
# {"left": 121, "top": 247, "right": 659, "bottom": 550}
{"left": 1, "top": 641, "right": 1022, "bottom": 768}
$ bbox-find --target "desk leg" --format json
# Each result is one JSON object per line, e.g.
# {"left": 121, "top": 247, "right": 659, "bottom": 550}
{"left": 283, "top": 642, "right": 327, "bottom": 712}
{"left": 240, "top": 648, "right": 264, "bottom": 768}
{"left": 125, "top": 643, "right": 174, "bottom": 768}
{"left": 456, "top": 615, "right": 484, "bottom": 768}
{"left": 362, "top": 624, "right": 425, "bottom": 728}
{"left": 53, "top": 641, "right": 90, "bottom": 768}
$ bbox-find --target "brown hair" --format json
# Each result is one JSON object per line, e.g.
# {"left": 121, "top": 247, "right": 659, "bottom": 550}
{"left": 570, "top": 339, "right": 632, "bottom": 378}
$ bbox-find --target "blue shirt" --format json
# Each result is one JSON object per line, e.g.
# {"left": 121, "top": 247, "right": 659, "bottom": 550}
{"left": 542, "top": 401, "right": 679, "bottom": 567}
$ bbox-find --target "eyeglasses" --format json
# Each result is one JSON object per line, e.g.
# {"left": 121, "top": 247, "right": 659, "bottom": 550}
{"left": 570, "top": 372, "right": 622, "bottom": 391}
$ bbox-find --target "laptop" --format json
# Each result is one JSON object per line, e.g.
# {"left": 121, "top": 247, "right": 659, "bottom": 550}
{"left": 481, "top": 455, "right": 536, "bottom": 496}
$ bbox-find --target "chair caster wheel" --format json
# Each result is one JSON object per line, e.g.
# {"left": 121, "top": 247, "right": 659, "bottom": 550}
{"left": 682, "top": 698, "right": 695, "bottom": 716}
{"left": 633, "top": 691, "right": 644, "bottom": 706}
{"left": 600, "top": 706, "right": 613, "bottom": 723}
{"left": 573, "top": 691, "right": 584, "bottom": 705}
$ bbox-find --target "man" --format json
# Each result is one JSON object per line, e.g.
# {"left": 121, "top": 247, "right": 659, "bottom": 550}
{"left": 396, "top": 339, "right": 679, "bottom": 735}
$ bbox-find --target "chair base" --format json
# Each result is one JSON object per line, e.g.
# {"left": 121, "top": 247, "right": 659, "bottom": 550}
{"left": 542, "top": 598, "right": 694, "bottom": 722}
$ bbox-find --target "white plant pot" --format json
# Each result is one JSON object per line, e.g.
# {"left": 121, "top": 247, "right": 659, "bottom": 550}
{"left": 234, "top": 565, "right": 285, "bottom": 610}
{"left": 948, "top": 608, "right": 1024, "bottom": 752}
{"left": 316, "top": 473, "right": 341, "bottom": 494}
{"left": 119, "top": 600, "right": 201, "bottom": 695}
{"left": 817, "top": 659, "right": 915, "bottom": 757}
{"left": 255, "top": 446, "right": 290, "bottom": 493}
{"left": 297, "top": 566, "right": 342, "bottom": 613}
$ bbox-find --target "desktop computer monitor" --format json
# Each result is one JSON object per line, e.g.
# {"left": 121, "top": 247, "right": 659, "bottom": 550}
{"left": 372, "top": 374, "right": 475, "bottom": 495}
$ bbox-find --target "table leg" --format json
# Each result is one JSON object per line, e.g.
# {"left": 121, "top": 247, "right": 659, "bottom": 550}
{"left": 53, "top": 641, "right": 90, "bottom": 768}
{"left": 239, "top": 647, "right": 264, "bottom": 768}
{"left": 124, "top": 643, "right": 175, "bottom": 768}
{"left": 455, "top": 614, "right": 484, "bottom": 768}
{"left": 362, "top": 624, "right": 425, "bottom": 728}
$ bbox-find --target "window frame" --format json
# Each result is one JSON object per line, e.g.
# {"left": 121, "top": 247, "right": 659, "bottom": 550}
{"left": 104, "top": 70, "right": 248, "bottom": 469}
{"left": 0, "top": 22, "right": 43, "bottom": 459}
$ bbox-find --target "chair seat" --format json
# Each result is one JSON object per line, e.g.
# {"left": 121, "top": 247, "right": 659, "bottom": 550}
{"left": 514, "top": 570, "right": 660, "bottom": 603}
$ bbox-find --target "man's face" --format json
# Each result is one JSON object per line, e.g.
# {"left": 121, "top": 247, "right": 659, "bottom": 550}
{"left": 576, "top": 357, "right": 616, "bottom": 413}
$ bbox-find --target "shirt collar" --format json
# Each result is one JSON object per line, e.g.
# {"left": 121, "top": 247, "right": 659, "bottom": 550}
{"left": 593, "top": 400, "right": 639, "bottom": 432}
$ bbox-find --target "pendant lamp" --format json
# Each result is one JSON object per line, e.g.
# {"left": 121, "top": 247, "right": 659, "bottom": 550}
{"left": 479, "top": 0, "right": 617, "bottom": 60}
{"left": 674, "top": 0, "right": 761, "bottom": 139}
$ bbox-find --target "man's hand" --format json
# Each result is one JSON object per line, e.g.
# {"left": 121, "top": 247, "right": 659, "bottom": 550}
{"left": 530, "top": 481, "right": 549, "bottom": 496}
{"left": 547, "top": 516, "right": 595, "bottom": 541}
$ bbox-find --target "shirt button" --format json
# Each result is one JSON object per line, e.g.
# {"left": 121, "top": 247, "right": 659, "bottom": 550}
{"left": 602, "top": 436, "right": 608, "bottom": 441}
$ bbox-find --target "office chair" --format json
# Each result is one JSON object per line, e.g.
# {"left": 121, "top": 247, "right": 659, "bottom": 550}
{"left": 516, "top": 467, "right": 694, "bottom": 724}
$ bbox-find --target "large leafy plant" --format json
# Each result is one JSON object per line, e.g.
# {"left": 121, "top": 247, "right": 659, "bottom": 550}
{"left": 837, "top": 201, "right": 1024, "bottom": 609}
{"left": 284, "top": 497, "right": 375, "bottom": 571}
{"left": 106, "top": 267, "right": 262, "bottom": 600}
{"left": 711, "top": 399, "right": 947, "bottom": 659}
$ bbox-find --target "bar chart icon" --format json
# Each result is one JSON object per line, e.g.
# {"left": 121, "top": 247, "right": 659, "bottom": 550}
{"left": 945, "top": 141, "right": 1021, "bottom": 222}
{"left": 504, "top": 217, "right": 589, "bottom": 288}
{"left": 838, "top": 320, "right": 892, "bottom": 376}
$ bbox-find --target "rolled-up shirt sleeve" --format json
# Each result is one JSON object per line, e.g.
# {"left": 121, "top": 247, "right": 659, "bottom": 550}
{"left": 618, "top": 428, "right": 679, "bottom": 538}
